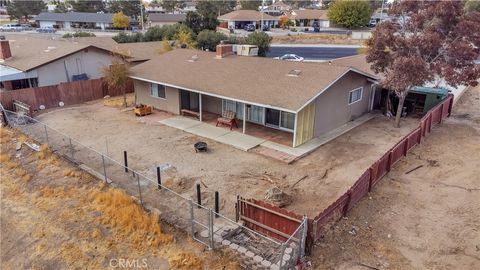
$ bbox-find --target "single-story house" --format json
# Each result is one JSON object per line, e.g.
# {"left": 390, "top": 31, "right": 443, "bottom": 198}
{"left": 149, "top": 13, "right": 186, "bottom": 27}
{"left": 261, "top": 0, "right": 291, "bottom": 16}
{"left": 129, "top": 45, "right": 378, "bottom": 147}
{"left": 0, "top": 36, "right": 163, "bottom": 90}
{"left": 34, "top": 12, "right": 130, "bottom": 30}
{"left": 287, "top": 9, "right": 330, "bottom": 28}
{"left": 218, "top": 10, "right": 279, "bottom": 29}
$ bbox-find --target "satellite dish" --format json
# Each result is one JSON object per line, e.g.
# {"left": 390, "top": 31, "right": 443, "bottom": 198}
{"left": 39, "top": 105, "right": 45, "bottom": 110}
{"left": 59, "top": 101, "right": 64, "bottom": 107}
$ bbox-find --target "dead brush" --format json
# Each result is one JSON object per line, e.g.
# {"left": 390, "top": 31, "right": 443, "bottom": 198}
{"left": 0, "top": 127, "right": 13, "bottom": 141}
{"left": 36, "top": 144, "right": 51, "bottom": 160}
{"left": 37, "top": 155, "right": 61, "bottom": 170}
{"left": 167, "top": 251, "right": 203, "bottom": 270}
{"left": 62, "top": 169, "right": 83, "bottom": 178}
{"left": 90, "top": 187, "right": 173, "bottom": 248}
{"left": 0, "top": 153, "right": 10, "bottom": 162}
{"left": 5, "top": 161, "right": 18, "bottom": 169}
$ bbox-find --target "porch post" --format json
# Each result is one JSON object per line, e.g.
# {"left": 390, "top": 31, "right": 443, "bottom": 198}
{"left": 242, "top": 103, "right": 246, "bottom": 134}
{"left": 199, "top": 93, "right": 203, "bottom": 122}
{"left": 292, "top": 112, "right": 298, "bottom": 148}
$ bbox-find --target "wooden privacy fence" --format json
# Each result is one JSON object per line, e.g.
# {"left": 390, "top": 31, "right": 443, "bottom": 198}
{"left": 236, "top": 197, "right": 303, "bottom": 242}
{"left": 310, "top": 94, "right": 454, "bottom": 243}
{"left": 236, "top": 94, "right": 454, "bottom": 255}
{"left": 0, "top": 78, "right": 134, "bottom": 111}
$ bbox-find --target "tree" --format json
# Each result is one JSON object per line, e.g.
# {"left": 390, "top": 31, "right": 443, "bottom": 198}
{"left": 107, "top": 0, "right": 141, "bottom": 18}
{"left": 67, "top": 0, "right": 104, "bottom": 13}
{"left": 279, "top": 15, "right": 293, "bottom": 29}
{"left": 240, "top": 0, "right": 261, "bottom": 10}
{"left": 102, "top": 58, "right": 130, "bottom": 108}
{"left": 160, "top": 0, "right": 185, "bottom": 13}
{"left": 112, "top": 11, "right": 129, "bottom": 29}
{"left": 185, "top": 11, "right": 203, "bottom": 34}
{"left": 366, "top": 1, "right": 480, "bottom": 127}
{"left": 7, "top": 0, "right": 46, "bottom": 21}
{"left": 52, "top": 0, "right": 68, "bottom": 13}
{"left": 174, "top": 28, "right": 195, "bottom": 48}
{"left": 195, "top": 0, "right": 219, "bottom": 30}
{"left": 211, "top": 0, "right": 236, "bottom": 15}
{"left": 245, "top": 32, "right": 272, "bottom": 57}
{"left": 328, "top": 0, "right": 372, "bottom": 29}
{"left": 196, "top": 29, "right": 227, "bottom": 51}
{"left": 284, "top": 0, "right": 313, "bottom": 9}
{"left": 465, "top": 0, "right": 480, "bottom": 12}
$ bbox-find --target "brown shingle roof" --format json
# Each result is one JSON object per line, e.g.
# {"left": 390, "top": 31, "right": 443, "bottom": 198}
{"left": 327, "top": 54, "right": 381, "bottom": 79}
{"left": 289, "top": 9, "right": 328, "bottom": 20}
{"left": 129, "top": 49, "right": 373, "bottom": 112}
{"left": 1, "top": 35, "right": 92, "bottom": 71}
{"left": 218, "top": 10, "right": 278, "bottom": 21}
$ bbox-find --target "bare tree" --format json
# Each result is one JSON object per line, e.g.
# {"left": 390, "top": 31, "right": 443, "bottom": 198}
{"left": 102, "top": 56, "right": 130, "bottom": 108}
{"left": 366, "top": 1, "right": 480, "bottom": 127}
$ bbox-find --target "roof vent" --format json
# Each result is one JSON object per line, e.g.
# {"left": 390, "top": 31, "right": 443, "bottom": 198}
{"left": 287, "top": 69, "right": 302, "bottom": 77}
{"left": 187, "top": 54, "right": 199, "bottom": 62}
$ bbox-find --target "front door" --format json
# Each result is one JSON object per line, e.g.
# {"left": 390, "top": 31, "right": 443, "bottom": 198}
{"left": 265, "top": 108, "right": 280, "bottom": 127}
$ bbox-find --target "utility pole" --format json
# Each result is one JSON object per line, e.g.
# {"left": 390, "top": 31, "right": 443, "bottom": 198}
{"left": 261, "top": 0, "right": 265, "bottom": 31}
{"left": 140, "top": 0, "right": 145, "bottom": 32}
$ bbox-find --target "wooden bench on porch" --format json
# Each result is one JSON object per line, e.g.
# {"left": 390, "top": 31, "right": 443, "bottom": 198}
{"left": 181, "top": 109, "right": 200, "bottom": 119}
{"left": 216, "top": 110, "right": 238, "bottom": 130}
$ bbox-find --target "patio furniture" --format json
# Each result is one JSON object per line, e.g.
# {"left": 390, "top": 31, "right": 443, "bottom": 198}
{"left": 181, "top": 109, "right": 200, "bottom": 119}
{"left": 134, "top": 104, "right": 152, "bottom": 117}
{"left": 194, "top": 142, "right": 207, "bottom": 152}
{"left": 216, "top": 110, "right": 238, "bottom": 130}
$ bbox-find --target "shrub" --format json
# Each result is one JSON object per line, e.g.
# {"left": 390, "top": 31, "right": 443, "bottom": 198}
{"left": 63, "top": 32, "right": 96, "bottom": 38}
{"left": 196, "top": 30, "right": 228, "bottom": 51}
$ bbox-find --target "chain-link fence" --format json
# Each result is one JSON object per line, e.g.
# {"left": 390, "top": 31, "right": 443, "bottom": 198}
{"left": 2, "top": 109, "right": 307, "bottom": 270}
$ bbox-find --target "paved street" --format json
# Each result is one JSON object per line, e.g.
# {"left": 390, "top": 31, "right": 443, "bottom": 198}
{"left": 267, "top": 45, "right": 359, "bottom": 60}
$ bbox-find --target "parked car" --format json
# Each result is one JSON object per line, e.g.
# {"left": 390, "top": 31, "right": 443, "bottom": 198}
{"left": 0, "top": 24, "right": 23, "bottom": 32}
{"left": 261, "top": 24, "right": 270, "bottom": 31}
{"left": 273, "top": 54, "right": 304, "bottom": 62}
{"left": 244, "top": 24, "right": 256, "bottom": 32}
{"left": 368, "top": 19, "right": 378, "bottom": 28}
{"left": 36, "top": 26, "right": 56, "bottom": 33}
{"left": 20, "top": 24, "right": 33, "bottom": 30}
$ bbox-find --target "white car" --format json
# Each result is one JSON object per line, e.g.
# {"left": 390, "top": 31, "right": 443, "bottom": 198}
{"left": 0, "top": 24, "right": 23, "bottom": 32}
{"left": 273, "top": 54, "right": 304, "bottom": 62}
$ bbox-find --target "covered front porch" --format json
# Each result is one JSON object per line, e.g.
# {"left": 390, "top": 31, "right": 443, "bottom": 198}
{"left": 177, "top": 89, "right": 295, "bottom": 147}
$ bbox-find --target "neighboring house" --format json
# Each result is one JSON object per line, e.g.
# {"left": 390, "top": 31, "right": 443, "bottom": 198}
{"left": 218, "top": 10, "right": 279, "bottom": 29}
{"left": 129, "top": 45, "right": 377, "bottom": 148}
{"left": 261, "top": 0, "right": 291, "bottom": 16}
{"left": 287, "top": 9, "right": 330, "bottom": 28}
{"left": 34, "top": 12, "right": 130, "bottom": 30}
{"left": 0, "top": 36, "right": 163, "bottom": 90}
{"left": 149, "top": 13, "right": 186, "bottom": 27}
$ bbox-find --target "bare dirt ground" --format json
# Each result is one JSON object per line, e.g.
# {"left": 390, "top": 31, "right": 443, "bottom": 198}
{"left": 0, "top": 127, "right": 239, "bottom": 270}
{"left": 33, "top": 97, "right": 419, "bottom": 219}
{"left": 310, "top": 85, "right": 480, "bottom": 269}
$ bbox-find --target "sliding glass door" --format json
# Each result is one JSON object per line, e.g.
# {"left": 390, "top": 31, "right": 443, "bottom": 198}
{"left": 265, "top": 108, "right": 280, "bottom": 127}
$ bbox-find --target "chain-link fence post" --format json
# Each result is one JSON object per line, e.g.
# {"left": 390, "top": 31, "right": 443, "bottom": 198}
{"left": 300, "top": 216, "right": 308, "bottom": 259}
{"left": 101, "top": 155, "right": 107, "bottom": 183}
{"left": 279, "top": 243, "right": 286, "bottom": 270}
{"left": 135, "top": 174, "right": 143, "bottom": 206}
{"left": 69, "top": 137, "right": 74, "bottom": 159}
{"left": 43, "top": 124, "right": 49, "bottom": 145}
{"left": 189, "top": 199, "right": 195, "bottom": 237}
{"left": 208, "top": 209, "right": 214, "bottom": 249}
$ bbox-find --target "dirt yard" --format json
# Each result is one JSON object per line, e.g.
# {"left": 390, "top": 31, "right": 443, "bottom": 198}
{"left": 310, "top": 85, "right": 480, "bottom": 269}
{"left": 32, "top": 98, "right": 419, "bottom": 219}
{"left": 0, "top": 127, "right": 239, "bottom": 270}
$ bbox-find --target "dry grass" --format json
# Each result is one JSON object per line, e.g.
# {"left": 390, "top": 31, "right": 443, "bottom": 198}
{"left": 0, "top": 153, "right": 10, "bottom": 162}
{"left": 62, "top": 169, "right": 83, "bottom": 178}
{"left": 90, "top": 187, "right": 173, "bottom": 248}
{"left": 103, "top": 94, "right": 135, "bottom": 108}
{"left": 168, "top": 251, "right": 203, "bottom": 270}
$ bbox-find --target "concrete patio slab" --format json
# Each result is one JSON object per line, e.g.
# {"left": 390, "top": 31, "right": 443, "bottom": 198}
{"left": 185, "top": 123, "right": 230, "bottom": 139}
{"left": 159, "top": 116, "right": 202, "bottom": 130}
{"left": 261, "top": 113, "right": 377, "bottom": 158}
{"left": 216, "top": 131, "right": 267, "bottom": 151}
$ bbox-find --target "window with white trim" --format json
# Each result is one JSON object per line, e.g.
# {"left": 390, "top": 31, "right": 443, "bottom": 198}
{"left": 150, "top": 83, "right": 166, "bottom": 99}
{"left": 348, "top": 87, "right": 363, "bottom": 104}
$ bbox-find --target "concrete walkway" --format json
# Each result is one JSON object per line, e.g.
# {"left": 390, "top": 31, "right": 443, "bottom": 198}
{"left": 159, "top": 117, "right": 266, "bottom": 151}
{"left": 159, "top": 114, "right": 376, "bottom": 161}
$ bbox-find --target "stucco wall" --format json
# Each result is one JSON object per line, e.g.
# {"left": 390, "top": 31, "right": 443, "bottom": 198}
{"left": 35, "top": 47, "right": 115, "bottom": 87}
{"left": 313, "top": 71, "right": 373, "bottom": 136}
{"left": 134, "top": 80, "right": 180, "bottom": 114}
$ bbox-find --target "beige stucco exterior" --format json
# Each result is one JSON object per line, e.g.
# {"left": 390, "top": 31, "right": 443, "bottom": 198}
{"left": 312, "top": 71, "right": 373, "bottom": 137}
{"left": 36, "top": 47, "right": 116, "bottom": 87}
{"left": 134, "top": 80, "right": 180, "bottom": 114}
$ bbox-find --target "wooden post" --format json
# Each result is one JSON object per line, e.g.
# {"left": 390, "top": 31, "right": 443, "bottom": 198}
{"left": 215, "top": 191, "right": 219, "bottom": 218}
{"left": 196, "top": 183, "right": 201, "bottom": 208}
{"left": 123, "top": 151, "right": 128, "bottom": 172}
{"left": 157, "top": 166, "right": 161, "bottom": 190}
{"left": 242, "top": 103, "right": 246, "bottom": 134}
{"left": 199, "top": 93, "right": 202, "bottom": 122}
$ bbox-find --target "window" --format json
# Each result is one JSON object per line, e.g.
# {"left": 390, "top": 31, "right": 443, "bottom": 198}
{"left": 280, "top": 111, "right": 295, "bottom": 130}
{"left": 349, "top": 87, "right": 363, "bottom": 104}
{"left": 150, "top": 83, "right": 166, "bottom": 99}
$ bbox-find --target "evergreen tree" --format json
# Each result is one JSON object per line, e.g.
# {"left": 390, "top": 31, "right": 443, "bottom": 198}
{"left": 7, "top": 0, "right": 46, "bottom": 21}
